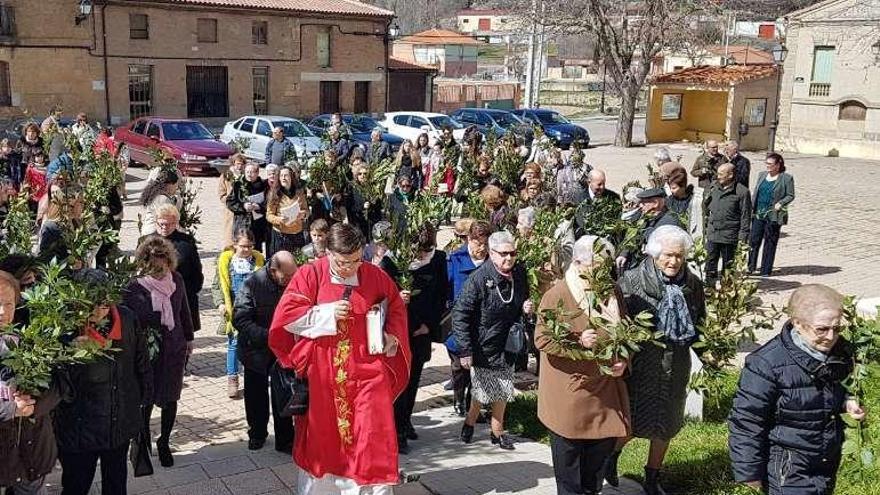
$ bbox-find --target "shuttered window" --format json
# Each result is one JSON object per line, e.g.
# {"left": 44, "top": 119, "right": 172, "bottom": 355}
{"left": 130, "top": 13, "right": 148, "bottom": 39}
{"left": 811, "top": 46, "right": 835, "bottom": 83}
{"left": 316, "top": 28, "right": 331, "bottom": 68}
{"left": 197, "top": 18, "right": 218, "bottom": 43}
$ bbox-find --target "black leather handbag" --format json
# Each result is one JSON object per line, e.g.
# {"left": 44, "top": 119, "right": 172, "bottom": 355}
{"left": 504, "top": 320, "right": 529, "bottom": 359}
{"left": 129, "top": 425, "right": 154, "bottom": 477}
{"left": 271, "top": 362, "right": 309, "bottom": 417}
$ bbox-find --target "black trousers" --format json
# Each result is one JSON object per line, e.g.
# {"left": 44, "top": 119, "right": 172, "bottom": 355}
{"left": 549, "top": 431, "right": 615, "bottom": 495}
{"left": 705, "top": 241, "right": 737, "bottom": 286}
{"left": 748, "top": 218, "right": 782, "bottom": 276}
{"left": 59, "top": 443, "right": 130, "bottom": 495}
{"left": 244, "top": 367, "right": 294, "bottom": 449}
{"left": 394, "top": 335, "right": 431, "bottom": 433}
{"left": 449, "top": 350, "right": 472, "bottom": 414}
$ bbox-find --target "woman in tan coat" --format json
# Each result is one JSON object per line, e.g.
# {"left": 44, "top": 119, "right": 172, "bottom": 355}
{"left": 218, "top": 154, "right": 246, "bottom": 248}
{"left": 536, "top": 235, "right": 630, "bottom": 495}
{"left": 265, "top": 165, "right": 308, "bottom": 258}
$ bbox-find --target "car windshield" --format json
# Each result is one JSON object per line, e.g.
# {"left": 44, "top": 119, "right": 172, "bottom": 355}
{"left": 428, "top": 115, "right": 464, "bottom": 130}
{"left": 272, "top": 120, "right": 314, "bottom": 138}
{"left": 346, "top": 116, "right": 381, "bottom": 133}
{"left": 535, "top": 112, "right": 570, "bottom": 125}
{"left": 492, "top": 112, "right": 523, "bottom": 128}
{"left": 161, "top": 122, "right": 214, "bottom": 141}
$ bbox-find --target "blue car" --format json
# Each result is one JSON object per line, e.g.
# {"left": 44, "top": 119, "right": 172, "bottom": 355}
{"left": 510, "top": 108, "right": 590, "bottom": 149}
{"left": 307, "top": 114, "right": 403, "bottom": 151}
{"left": 449, "top": 108, "right": 534, "bottom": 143}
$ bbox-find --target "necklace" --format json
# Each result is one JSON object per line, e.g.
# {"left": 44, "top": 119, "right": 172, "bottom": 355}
{"left": 495, "top": 278, "right": 515, "bottom": 304}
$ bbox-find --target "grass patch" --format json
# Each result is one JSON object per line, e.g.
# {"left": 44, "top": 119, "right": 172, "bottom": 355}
{"left": 506, "top": 368, "right": 880, "bottom": 495}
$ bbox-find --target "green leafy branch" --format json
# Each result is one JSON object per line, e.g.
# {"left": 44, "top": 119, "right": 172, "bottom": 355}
{"left": 841, "top": 298, "right": 880, "bottom": 470}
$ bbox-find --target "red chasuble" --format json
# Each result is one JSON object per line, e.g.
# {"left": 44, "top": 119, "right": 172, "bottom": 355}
{"left": 269, "top": 257, "right": 411, "bottom": 486}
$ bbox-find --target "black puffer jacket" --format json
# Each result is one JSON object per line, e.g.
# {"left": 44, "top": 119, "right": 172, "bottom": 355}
{"left": 233, "top": 266, "right": 285, "bottom": 374}
{"left": 452, "top": 261, "right": 529, "bottom": 369}
{"left": 728, "top": 322, "right": 853, "bottom": 485}
{"left": 0, "top": 381, "right": 61, "bottom": 485}
{"left": 54, "top": 306, "right": 152, "bottom": 454}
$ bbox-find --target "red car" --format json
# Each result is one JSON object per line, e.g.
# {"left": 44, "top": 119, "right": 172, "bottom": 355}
{"left": 114, "top": 117, "right": 233, "bottom": 175}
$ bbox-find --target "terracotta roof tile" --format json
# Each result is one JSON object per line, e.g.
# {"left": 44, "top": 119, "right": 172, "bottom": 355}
{"left": 707, "top": 45, "right": 774, "bottom": 64}
{"left": 652, "top": 64, "right": 778, "bottom": 86}
{"left": 398, "top": 28, "right": 484, "bottom": 45}
{"left": 456, "top": 8, "right": 510, "bottom": 16}
{"left": 157, "top": 0, "right": 393, "bottom": 17}
{"left": 389, "top": 57, "right": 437, "bottom": 72}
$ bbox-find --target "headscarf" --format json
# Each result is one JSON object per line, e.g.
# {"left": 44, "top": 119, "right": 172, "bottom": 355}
{"left": 655, "top": 265, "right": 695, "bottom": 344}
{"left": 137, "top": 272, "right": 177, "bottom": 331}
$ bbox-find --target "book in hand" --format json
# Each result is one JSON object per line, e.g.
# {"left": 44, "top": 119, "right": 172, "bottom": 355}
{"left": 366, "top": 299, "right": 388, "bottom": 355}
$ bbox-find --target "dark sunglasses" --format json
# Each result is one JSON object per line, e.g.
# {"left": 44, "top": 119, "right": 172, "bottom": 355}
{"left": 493, "top": 249, "right": 517, "bottom": 258}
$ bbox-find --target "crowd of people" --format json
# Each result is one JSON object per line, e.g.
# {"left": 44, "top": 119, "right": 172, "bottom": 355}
{"left": 0, "top": 107, "right": 866, "bottom": 495}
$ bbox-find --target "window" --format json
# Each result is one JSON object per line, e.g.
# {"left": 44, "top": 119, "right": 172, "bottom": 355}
{"left": 409, "top": 116, "right": 429, "bottom": 129}
{"left": 197, "top": 18, "right": 218, "bottom": 43}
{"left": 132, "top": 119, "right": 148, "bottom": 135}
{"left": 186, "top": 65, "right": 228, "bottom": 118}
{"left": 354, "top": 81, "right": 370, "bottom": 114}
{"left": 743, "top": 98, "right": 767, "bottom": 126}
{"left": 239, "top": 118, "right": 255, "bottom": 134}
{"left": 129, "top": 13, "right": 149, "bottom": 40}
{"left": 393, "top": 115, "right": 409, "bottom": 126}
{"left": 252, "top": 67, "right": 268, "bottom": 115}
{"left": 0, "top": 61, "right": 10, "bottom": 106}
{"left": 809, "top": 45, "right": 834, "bottom": 96}
{"left": 146, "top": 122, "right": 161, "bottom": 139}
{"left": 0, "top": 5, "right": 16, "bottom": 37}
{"left": 128, "top": 65, "right": 153, "bottom": 119}
{"left": 660, "top": 93, "right": 682, "bottom": 121}
{"left": 838, "top": 100, "right": 867, "bottom": 121}
{"left": 316, "top": 27, "right": 331, "bottom": 67}
{"left": 255, "top": 120, "right": 272, "bottom": 137}
{"left": 252, "top": 21, "right": 268, "bottom": 45}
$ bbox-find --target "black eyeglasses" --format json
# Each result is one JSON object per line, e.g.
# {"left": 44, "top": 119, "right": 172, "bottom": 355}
{"left": 493, "top": 249, "right": 517, "bottom": 258}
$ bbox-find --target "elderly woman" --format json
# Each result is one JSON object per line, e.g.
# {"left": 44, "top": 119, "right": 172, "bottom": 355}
{"left": 140, "top": 169, "right": 181, "bottom": 236}
{"left": 0, "top": 271, "right": 62, "bottom": 495}
{"left": 481, "top": 184, "right": 511, "bottom": 230}
{"left": 123, "top": 236, "right": 194, "bottom": 468}
{"left": 452, "top": 230, "right": 532, "bottom": 450}
{"left": 346, "top": 162, "right": 383, "bottom": 240}
{"left": 266, "top": 165, "right": 309, "bottom": 258}
{"left": 729, "top": 284, "right": 864, "bottom": 495}
{"left": 55, "top": 269, "right": 152, "bottom": 495}
{"left": 748, "top": 152, "right": 795, "bottom": 277}
{"left": 269, "top": 223, "right": 410, "bottom": 494}
{"left": 227, "top": 162, "right": 268, "bottom": 254}
{"left": 264, "top": 164, "right": 280, "bottom": 194}
{"left": 218, "top": 154, "right": 246, "bottom": 247}
{"left": 604, "top": 225, "right": 705, "bottom": 495}
{"left": 536, "top": 236, "right": 629, "bottom": 495}
{"left": 145, "top": 204, "right": 204, "bottom": 333}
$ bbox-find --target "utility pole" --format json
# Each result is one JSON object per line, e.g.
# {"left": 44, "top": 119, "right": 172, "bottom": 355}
{"left": 524, "top": 0, "right": 537, "bottom": 107}
{"left": 533, "top": 1, "right": 545, "bottom": 107}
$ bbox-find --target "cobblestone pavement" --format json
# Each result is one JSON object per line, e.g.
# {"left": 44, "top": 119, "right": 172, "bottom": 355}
{"left": 43, "top": 145, "right": 879, "bottom": 494}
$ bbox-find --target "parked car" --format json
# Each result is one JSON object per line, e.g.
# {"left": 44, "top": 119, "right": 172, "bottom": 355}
{"left": 307, "top": 114, "right": 403, "bottom": 151}
{"left": 449, "top": 108, "right": 534, "bottom": 144}
{"left": 510, "top": 108, "right": 590, "bottom": 149}
{"left": 114, "top": 117, "right": 234, "bottom": 174}
{"left": 220, "top": 115, "right": 322, "bottom": 165}
{"left": 379, "top": 112, "right": 466, "bottom": 145}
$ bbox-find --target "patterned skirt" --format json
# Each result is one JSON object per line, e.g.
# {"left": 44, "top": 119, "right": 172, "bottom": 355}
{"left": 470, "top": 365, "right": 515, "bottom": 404}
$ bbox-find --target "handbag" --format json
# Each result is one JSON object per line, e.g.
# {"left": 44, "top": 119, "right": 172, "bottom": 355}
{"left": 271, "top": 362, "right": 309, "bottom": 417}
{"left": 129, "top": 426, "right": 154, "bottom": 477}
{"left": 504, "top": 320, "right": 528, "bottom": 358}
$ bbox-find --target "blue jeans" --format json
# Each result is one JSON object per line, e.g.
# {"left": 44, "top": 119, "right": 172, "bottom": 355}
{"left": 227, "top": 334, "right": 239, "bottom": 376}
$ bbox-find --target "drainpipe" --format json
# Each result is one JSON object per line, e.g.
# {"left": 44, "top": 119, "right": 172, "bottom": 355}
{"left": 100, "top": 3, "right": 111, "bottom": 125}
{"left": 383, "top": 18, "right": 391, "bottom": 113}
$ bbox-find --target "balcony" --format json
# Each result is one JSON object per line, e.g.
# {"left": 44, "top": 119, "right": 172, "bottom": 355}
{"left": 809, "top": 83, "right": 831, "bottom": 97}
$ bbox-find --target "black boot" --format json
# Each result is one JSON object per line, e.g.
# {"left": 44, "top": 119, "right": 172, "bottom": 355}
{"left": 157, "top": 402, "right": 178, "bottom": 467}
{"left": 643, "top": 467, "right": 667, "bottom": 495}
{"left": 397, "top": 434, "right": 411, "bottom": 455}
{"left": 601, "top": 450, "right": 621, "bottom": 487}
{"left": 460, "top": 423, "right": 474, "bottom": 444}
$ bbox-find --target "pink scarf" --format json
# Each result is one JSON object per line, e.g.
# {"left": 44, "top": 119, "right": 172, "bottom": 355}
{"left": 138, "top": 273, "right": 177, "bottom": 331}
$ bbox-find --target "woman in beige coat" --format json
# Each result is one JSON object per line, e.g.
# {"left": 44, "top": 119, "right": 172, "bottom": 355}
{"left": 536, "top": 235, "right": 630, "bottom": 495}
{"left": 217, "top": 154, "right": 246, "bottom": 248}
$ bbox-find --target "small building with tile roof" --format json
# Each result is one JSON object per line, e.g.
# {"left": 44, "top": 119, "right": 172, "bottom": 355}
{"left": 392, "top": 28, "right": 485, "bottom": 78}
{"left": 645, "top": 64, "right": 780, "bottom": 150}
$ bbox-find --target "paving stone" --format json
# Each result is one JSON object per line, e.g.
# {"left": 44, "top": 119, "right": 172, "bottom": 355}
{"left": 221, "top": 468, "right": 286, "bottom": 495}
{"left": 167, "top": 478, "right": 232, "bottom": 495}
{"left": 153, "top": 465, "right": 209, "bottom": 489}
{"left": 202, "top": 455, "right": 258, "bottom": 479}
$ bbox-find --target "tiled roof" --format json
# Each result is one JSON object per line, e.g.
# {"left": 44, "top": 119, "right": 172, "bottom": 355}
{"left": 398, "top": 28, "right": 484, "bottom": 46}
{"left": 707, "top": 45, "right": 774, "bottom": 65}
{"left": 652, "top": 64, "right": 778, "bottom": 86}
{"left": 388, "top": 57, "right": 437, "bottom": 72}
{"left": 154, "top": 0, "right": 393, "bottom": 17}
{"left": 456, "top": 8, "right": 510, "bottom": 16}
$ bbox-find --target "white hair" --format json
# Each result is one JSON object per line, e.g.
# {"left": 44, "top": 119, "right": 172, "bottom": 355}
{"left": 372, "top": 127, "right": 383, "bottom": 137}
{"left": 488, "top": 230, "right": 515, "bottom": 251}
{"left": 517, "top": 207, "right": 536, "bottom": 229}
{"left": 653, "top": 147, "right": 672, "bottom": 163}
{"left": 587, "top": 168, "right": 606, "bottom": 182}
{"left": 572, "top": 235, "right": 615, "bottom": 264}
{"left": 645, "top": 225, "right": 693, "bottom": 258}
{"left": 266, "top": 163, "right": 279, "bottom": 174}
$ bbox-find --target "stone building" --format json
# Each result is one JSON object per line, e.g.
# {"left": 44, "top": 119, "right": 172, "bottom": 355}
{"left": 776, "top": 0, "right": 880, "bottom": 159}
{"left": 0, "top": 0, "right": 394, "bottom": 125}
{"left": 392, "top": 28, "right": 484, "bottom": 78}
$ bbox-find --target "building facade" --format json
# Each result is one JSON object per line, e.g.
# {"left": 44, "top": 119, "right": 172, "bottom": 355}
{"left": 456, "top": 9, "right": 512, "bottom": 35}
{"left": 0, "top": 0, "right": 393, "bottom": 125}
{"left": 776, "top": 0, "right": 880, "bottom": 159}
{"left": 392, "top": 29, "right": 484, "bottom": 78}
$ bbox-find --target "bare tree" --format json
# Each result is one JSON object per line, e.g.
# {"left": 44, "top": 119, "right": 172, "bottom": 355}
{"left": 507, "top": 0, "right": 718, "bottom": 147}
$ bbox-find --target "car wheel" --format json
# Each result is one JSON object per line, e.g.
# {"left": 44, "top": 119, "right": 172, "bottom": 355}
{"left": 118, "top": 144, "right": 138, "bottom": 168}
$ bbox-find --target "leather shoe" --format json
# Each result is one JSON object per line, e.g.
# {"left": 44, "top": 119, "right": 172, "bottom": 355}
{"left": 248, "top": 437, "right": 266, "bottom": 451}
{"left": 460, "top": 423, "right": 474, "bottom": 444}
{"left": 156, "top": 440, "right": 174, "bottom": 467}
{"left": 602, "top": 450, "right": 621, "bottom": 487}
{"left": 490, "top": 432, "right": 515, "bottom": 450}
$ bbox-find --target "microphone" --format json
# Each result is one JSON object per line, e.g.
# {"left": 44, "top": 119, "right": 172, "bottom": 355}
{"left": 342, "top": 285, "right": 354, "bottom": 301}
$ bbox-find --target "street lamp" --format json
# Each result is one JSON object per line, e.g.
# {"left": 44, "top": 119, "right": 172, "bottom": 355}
{"left": 388, "top": 22, "right": 401, "bottom": 39}
{"left": 768, "top": 43, "right": 788, "bottom": 152}
{"left": 75, "top": 0, "right": 93, "bottom": 25}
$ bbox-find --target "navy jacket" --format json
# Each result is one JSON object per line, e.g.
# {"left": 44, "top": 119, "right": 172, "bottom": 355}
{"left": 728, "top": 322, "right": 853, "bottom": 483}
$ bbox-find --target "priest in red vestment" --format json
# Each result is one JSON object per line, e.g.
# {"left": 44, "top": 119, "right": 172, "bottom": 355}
{"left": 269, "top": 223, "right": 411, "bottom": 494}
